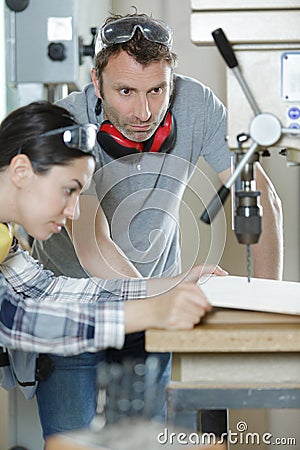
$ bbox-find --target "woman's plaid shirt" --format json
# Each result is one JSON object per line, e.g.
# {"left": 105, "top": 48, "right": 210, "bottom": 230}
{"left": 0, "top": 245, "right": 147, "bottom": 355}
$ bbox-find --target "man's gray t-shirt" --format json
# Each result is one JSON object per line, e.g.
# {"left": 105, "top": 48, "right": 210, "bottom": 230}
{"left": 33, "top": 74, "right": 230, "bottom": 278}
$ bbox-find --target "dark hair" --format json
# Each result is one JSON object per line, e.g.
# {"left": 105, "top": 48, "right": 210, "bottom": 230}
{"left": 0, "top": 101, "right": 95, "bottom": 173}
{"left": 94, "top": 13, "right": 178, "bottom": 97}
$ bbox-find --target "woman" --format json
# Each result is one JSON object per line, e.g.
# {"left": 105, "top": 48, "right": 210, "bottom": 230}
{"left": 0, "top": 101, "right": 225, "bottom": 439}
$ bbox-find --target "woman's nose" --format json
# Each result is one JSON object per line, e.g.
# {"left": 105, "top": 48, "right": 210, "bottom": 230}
{"left": 64, "top": 197, "right": 80, "bottom": 221}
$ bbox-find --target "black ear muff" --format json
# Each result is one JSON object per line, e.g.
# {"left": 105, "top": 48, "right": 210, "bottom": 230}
{"left": 97, "top": 111, "right": 176, "bottom": 159}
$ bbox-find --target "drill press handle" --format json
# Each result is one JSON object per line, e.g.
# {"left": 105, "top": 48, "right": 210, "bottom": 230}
{"left": 211, "top": 28, "right": 238, "bottom": 69}
{"left": 212, "top": 28, "right": 261, "bottom": 116}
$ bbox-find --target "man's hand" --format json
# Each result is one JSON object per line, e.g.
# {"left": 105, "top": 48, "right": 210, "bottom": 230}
{"left": 218, "top": 164, "right": 283, "bottom": 280}
{"left": 181, "top": 264, "right": 228, "bottom": 283}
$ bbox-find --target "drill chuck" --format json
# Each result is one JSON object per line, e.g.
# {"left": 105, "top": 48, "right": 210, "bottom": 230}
{"left": 234, "top": 191, "right": 262, "bottom": 245}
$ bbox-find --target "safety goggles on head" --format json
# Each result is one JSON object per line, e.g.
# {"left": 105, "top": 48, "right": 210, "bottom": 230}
{"left": 40, "top": 124, "right": 97, "bottom": 152}
{"left": 95, "top": 16, "right": 173, "bottom": 54}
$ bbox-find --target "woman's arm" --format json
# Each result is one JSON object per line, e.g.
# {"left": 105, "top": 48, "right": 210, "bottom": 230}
{"left": 1, "top": 245, "right": 147, "bottom": 304}
{"left": 0, "top": 265, "right": 216, "bottom": 354}
{"left": 0, "top": 274, "right": 125, "bottom": 354}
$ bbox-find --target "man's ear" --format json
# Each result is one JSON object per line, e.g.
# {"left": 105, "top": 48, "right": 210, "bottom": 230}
{"left": 91, "top": 67, "right": 102, "bottom": 99}
{"left": 9, "top": 154, "right": 34, "bottom": 187}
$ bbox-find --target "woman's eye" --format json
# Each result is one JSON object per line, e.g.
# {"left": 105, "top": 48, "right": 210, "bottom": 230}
{"left": 65, "top": 188, "right": 75, "bottom": 196}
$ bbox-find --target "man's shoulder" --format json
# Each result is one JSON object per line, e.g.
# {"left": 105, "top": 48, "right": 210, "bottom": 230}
{"left": 56, "top": 83, "right": 97, "bottom": 123}
{"left": 174, "top": 73, "right": 208, "bottom": 92}
{"left": 172, "top": 73, "right": 211, "bottom": 105}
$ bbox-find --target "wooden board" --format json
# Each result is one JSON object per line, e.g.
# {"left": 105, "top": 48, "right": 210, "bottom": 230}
{"left": 146, "top": 322, "right": 300, "bottom": 353}
{"left": 200, "top": 276, "right": 300, "bottom": 316}
{"left": 202, "top": 308, "right": 300, "bottom": 324}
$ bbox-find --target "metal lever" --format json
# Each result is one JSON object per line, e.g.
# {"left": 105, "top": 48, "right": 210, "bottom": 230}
{"left": 201, "top": 29, "right": 266, "bottom": 224}
{"left": 200, "top": 186, "right": 230, "bottom": 224}
{"left": 212, "top": 28, "right": 261, "bottom": 116}
{"left": 211, "top": 28, "right": 238, "bottom": 69}
{"left": 200, "top": 142, "right": 259, "bottom": 223}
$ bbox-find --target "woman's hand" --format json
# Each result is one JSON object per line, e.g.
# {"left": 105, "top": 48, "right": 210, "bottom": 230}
{"left": 147, "top": 281, "right": 212, "bottom": 330}
{"left": 125, "top": 278, "right": 214, "bottom": 333}
{"left": 124, "top": 263, "right": 228, "bottom": 333}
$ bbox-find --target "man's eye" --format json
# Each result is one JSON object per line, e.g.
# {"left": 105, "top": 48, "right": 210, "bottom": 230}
{"left": 120, "top": 88, "right": 130, "bottom": 95}
{"left": 152, "top": 87, "right": 162, "bottom": 94}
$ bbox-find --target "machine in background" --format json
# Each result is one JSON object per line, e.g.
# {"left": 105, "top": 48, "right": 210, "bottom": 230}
{"left": 5, "top": 0, "right": 98, "bottom": 107}
{"left": 191, "top": 0, "right": 300, "bottom": 281}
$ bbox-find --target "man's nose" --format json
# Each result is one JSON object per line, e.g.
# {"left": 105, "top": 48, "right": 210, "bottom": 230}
{"left": 134, "top": 95, "right": 151, "bottom": 122}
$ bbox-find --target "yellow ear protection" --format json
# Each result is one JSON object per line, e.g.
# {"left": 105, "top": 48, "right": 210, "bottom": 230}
{"left": 0, "top": 223, "right": 14, "bottom": 264}
{"left": 97, "top": 110, "right": 176, "bottom": 159}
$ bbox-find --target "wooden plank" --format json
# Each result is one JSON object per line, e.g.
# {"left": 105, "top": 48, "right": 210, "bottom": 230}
{"left": 202, "top": 309, "right": 300, "bottom": 325}
{"left": 145, "top": 323, "right": 300, "bottom": 352}
{"left": 191, "top": 11, "right": 300, "bottom": 45}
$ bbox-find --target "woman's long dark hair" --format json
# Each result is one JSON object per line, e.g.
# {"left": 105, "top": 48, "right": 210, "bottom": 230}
{"left": 0, "top": 101, "right": 94, "bottom": 173}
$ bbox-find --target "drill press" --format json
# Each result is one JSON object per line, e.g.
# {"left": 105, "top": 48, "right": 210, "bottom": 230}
{"left": 200, "top": 28, "right": 300, "bottom": 281}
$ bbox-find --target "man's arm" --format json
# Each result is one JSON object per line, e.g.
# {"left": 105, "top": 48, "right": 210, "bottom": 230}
{"left": 218, "top": 165, "right": 283, "bottom": 280}
{"left": 69, "top": 195, "right": 141, "bottom": 279}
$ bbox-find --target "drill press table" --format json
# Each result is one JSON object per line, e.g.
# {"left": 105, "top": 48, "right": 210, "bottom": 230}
{"left": 145, "top": 309, "right": 300, "bottom": 430}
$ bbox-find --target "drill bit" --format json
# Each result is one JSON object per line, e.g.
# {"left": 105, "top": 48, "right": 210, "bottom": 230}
{"left": 247, "top": 244, "right": 251, "bottom": 283}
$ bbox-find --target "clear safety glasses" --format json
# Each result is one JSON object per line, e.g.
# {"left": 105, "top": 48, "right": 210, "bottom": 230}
{"left": 40, "top": 124, "right": 97, "bottom": 152}
{"left": 95, "top": 16, "right": 173, "bottom": 53}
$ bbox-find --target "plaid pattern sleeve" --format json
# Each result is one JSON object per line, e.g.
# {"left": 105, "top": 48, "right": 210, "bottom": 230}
{"left": 0, "top": 246, "right": 148, "bottom": 354}
{"left": 0, "top": 273, "right": 125, "bottom": 353}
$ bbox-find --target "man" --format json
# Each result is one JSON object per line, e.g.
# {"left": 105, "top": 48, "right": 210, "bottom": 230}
{"left": 33, "top": 13, "right": 283, "bottom": 438}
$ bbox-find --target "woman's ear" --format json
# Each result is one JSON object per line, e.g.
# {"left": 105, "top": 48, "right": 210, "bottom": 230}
{"left": 9, "top": 154, "right": 34, "bottom": 187}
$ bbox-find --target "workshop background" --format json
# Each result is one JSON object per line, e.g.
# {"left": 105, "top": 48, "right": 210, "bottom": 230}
{"left": 0, "top": 0, "right": 299, "bottom": 449}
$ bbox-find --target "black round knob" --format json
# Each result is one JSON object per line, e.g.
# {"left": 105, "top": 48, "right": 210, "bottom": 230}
{"left": 5, "top": 0, "right": 29, "bottom": 12}
{"left": 48, "top": 42, "right": 66, "bottom": 61}
{"left": 9, "top": 447, "right": 29, "bottom": 450}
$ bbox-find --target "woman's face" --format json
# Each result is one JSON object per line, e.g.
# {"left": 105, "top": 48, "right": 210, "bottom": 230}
{"left": 15, "top": 156, "right": 95, "bottom": 241}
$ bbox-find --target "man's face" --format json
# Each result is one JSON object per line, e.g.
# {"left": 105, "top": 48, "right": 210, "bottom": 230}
{"left": 92, "top": 51, "right": 172, "bottom": 142}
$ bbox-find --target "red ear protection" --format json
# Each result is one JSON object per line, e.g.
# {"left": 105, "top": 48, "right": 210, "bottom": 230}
{"left": 97, "top": 111, "right": 176, "bottom": 159}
